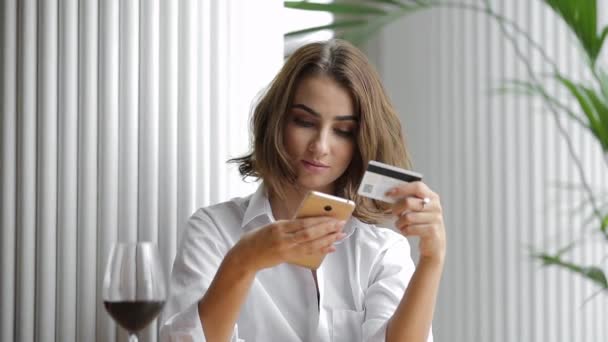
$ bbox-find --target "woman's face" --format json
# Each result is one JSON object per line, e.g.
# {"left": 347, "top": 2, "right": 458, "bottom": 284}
{"left": 284, "top": 74, "right": 358, "bottom": 194}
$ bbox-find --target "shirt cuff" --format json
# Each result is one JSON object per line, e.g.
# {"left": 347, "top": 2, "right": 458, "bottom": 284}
{"left": 160, "top": 302, "right": 242, "bottom": 342}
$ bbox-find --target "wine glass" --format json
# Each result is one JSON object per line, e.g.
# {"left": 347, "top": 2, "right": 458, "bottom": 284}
{"left": 102, "top": 242, "right": 167, "bottom": 341}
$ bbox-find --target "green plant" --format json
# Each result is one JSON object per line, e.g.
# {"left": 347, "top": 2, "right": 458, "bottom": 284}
{"left": 286, "top": 0, "right": 608, "bottom": 292}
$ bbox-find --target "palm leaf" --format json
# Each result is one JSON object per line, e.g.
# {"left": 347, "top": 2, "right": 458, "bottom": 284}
{"left": 340, "top": 5, "right": 423, "bottom": 45}
{"left": 284, "top": 1, "right": 425, "bottom": 46}
{"left": 543, "top": 0, "right": 604, "bottom": 63}
{"left": 535, "top": 253, "right": 608, "bottom": 289}
{"left": 285, "top": 19, "right": 368, "bottom": 37}
{"left": 556, "top": 76, "right": 608, "bottom": 151}
{"left": 497, "top": 79, "right": 590, "bottom": 130}
{"left": 579, "top": 87, "right": 608, "bottom": 151}
{"left": 598, "top": 69, "right": 608, "bottom": 108}
{"left": 600, "top": 25, "right": 608, "bottom": 55}
{"left": 364, "top": 0, "right": 411, "bottom": 9}
{"left": 284, "top": 1, "right": 387, "bottom": 15}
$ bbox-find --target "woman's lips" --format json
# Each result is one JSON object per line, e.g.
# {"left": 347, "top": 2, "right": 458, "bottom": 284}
{"left": 301, "top": 160, "right": 329, "bottom": 172}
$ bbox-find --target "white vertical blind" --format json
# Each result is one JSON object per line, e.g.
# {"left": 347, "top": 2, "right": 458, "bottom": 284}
{"left": 377, "top": 1, "right": 608, "bottom": 341}
{"left": 138, "top": 1, "right": 160, "bottom": 340}
{"left": 0, "top": 0, "right": 17, "bottom": 341}
{"left": 177, "top": 0, "right": 197, "bottom": 245}
{"left": 36, "top": 0, "right": 58, "bottom": 340}
{"left": 97, "top": 0, "right": 120, "bottom": 339}
{"left": 158, "top": 0, "right": 179, "bottom": 290}
{"left": 196, "top": 0, "right": 212, "bottom": 209}
{"left": 16, "top": 0, "right": 38, "bottom": 341}
{"left": 118, "top": 0, "right": 138, "bottom": 244}
{"left": 139, "top": 0, "right": 160, "bottom": 242}
{"left": 57, "top": 0, "right": 79, "bottom": 339}
{"left": 77, "top": 0, "right": 99, "bottom": 340}
{"left": 0, "top": 0, "right": 283, "bottom": 341}
{"left": 208, "top": 0, "right": 229, "bottom": 208}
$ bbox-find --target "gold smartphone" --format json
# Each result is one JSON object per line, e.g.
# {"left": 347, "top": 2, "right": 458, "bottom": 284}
{"left": 289, "top": 191, "right": 356, "bottom": 269}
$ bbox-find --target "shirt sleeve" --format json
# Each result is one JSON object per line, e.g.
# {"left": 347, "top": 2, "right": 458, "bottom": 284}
{"left": 362, "top": 236, "right": 434, "bottom": 342}
{"left": 159, "top": 209, "right": 243, "bottom": 342}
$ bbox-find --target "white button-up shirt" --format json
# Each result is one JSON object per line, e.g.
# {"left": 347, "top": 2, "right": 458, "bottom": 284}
{"left": 160, "top": 185, "right": 433, "bottom": 342}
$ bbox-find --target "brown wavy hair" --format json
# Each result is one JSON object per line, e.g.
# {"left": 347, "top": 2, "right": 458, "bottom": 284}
{"left": 229, "top": 39, "right": 411, "bottom": 224}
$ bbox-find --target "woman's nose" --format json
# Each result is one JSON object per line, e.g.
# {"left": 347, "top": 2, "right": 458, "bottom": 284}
{"left": 308, "top": 131, "right": 330, "bottom": 156}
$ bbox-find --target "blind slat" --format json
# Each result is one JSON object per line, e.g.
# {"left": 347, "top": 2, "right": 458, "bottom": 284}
{"left": 209, "top": 1, "right": 229, "bottom": 206}
{"left": 16, "top": 0, "right": 38, "bottom": 340}
{"left": 176, "top": 0, "right": 197, "bottom": 245}
{"left": 158, "top": 0, "right": 178, "bottom": 282}
{"left": 76, "top": 0, "right": 99, "bottom": 340}
{"left": 138, "top": 0, "right": 159, "bottom": 244}
{"left": 138, "top": 0, "right": 160, "bottom": 340}
{"left": 0, "top": 0, "right": 18, "bottom": 341}
{"left": 36, "top": 0, "right": 58, "bottom": 339}
{"left": 97, "top": 0, "right": 119, "bottom": 340}
{"left": 117, "top": 0, "right": 139, "bottom": 244}
{"left": 56, "top": 0, "right": 78, "bottom": 340}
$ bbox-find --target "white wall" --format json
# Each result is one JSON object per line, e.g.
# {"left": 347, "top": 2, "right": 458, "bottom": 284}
{"left": 372, "top": 1, "right": 608, "bottom": 341}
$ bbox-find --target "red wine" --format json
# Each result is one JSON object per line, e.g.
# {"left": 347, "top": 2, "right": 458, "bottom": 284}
{"left": 104, "top": 300, "right": 165, "bottom": 333}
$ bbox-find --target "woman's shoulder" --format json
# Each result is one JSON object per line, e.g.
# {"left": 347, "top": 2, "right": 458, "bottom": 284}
{"left": 187, "top": 193, "right": 253, "bottom": 230}
{"left": 178, "top": 193, "right": 257, "bottom": 251}
{"left": 197, "top": 195, "right": 249, "bottom": 217}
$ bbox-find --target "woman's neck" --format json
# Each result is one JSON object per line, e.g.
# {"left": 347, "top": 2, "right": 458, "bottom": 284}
{"left": 268, "top": 186, "right": 307, "bottom": 221}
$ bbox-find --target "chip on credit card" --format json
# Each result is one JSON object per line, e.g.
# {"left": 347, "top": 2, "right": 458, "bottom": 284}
{"left": 357, "top": 160, "right": 423, "bottom": 204}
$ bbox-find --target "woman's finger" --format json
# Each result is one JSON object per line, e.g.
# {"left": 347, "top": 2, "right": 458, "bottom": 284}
{"left": 289, "top": 220, "right": 345, "bottom": 244}
{"left": 385, "top": 181, "right": 436, "bottom": 200}
{"left": 294, "top": 231, "right": 346, "bottom": 255}
{"left": 397, "top": 223, "right": 442, "bottom": 239}
{"left": 281, "top": 216, "right": 336, "bottom": 233}
{"left": 391, "top": 196, "right": 438, "bottom": 216}
{"left": 395, "top": 212, "right": 440, "bottom": 228}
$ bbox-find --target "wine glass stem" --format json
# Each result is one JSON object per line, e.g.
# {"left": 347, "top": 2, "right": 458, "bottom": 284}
{"left": 128, "top": 333, "right": 138, "bottom": 342}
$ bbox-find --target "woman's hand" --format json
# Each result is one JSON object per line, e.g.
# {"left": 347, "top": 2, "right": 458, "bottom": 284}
{"left": 384, "top": 182, "right": 445, "bottom": 342}
{"left": 233, "top": 217, "right": 346, "bottom": 272}
{"left": 386, "top": 181, "right": 446, "bottom": 263}
{"left": 199, "top": 218, "right": 343, "bottom": 342}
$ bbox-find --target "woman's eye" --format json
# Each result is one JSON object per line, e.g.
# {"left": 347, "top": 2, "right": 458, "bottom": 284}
{"left": 334, "top": 128, "right": 354, "bottom": 137}
{"left": 294, "top": 117, "right": 315, "bottom": 127}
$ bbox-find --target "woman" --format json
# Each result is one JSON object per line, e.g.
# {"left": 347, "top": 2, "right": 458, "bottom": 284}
{"left": 161, "top": 39, "right": 445, "bottom": 342}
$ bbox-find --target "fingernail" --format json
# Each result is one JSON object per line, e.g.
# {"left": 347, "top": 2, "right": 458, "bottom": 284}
{"left": 385, "top": 189, "right": 396, "bottom": 196}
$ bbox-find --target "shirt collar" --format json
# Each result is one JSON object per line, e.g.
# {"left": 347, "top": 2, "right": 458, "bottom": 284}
{"left": 241, "top": 183, "right": 275, "bottom": 229}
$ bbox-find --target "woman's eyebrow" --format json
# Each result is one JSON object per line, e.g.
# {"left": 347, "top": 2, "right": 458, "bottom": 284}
{"left": 291, "top": 103, "right": 357, "bottom": 121}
